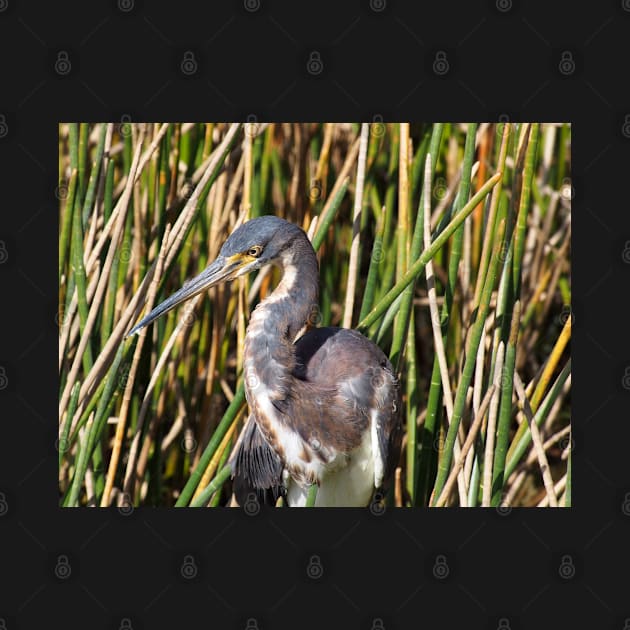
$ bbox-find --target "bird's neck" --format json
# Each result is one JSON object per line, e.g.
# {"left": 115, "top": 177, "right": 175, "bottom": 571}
{"left": 243, "top": 239, "right": 318, "bottom": 403}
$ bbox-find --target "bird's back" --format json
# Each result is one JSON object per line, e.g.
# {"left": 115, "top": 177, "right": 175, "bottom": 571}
{"left": 295, "top": 327, "right": 392, "bottom": 385}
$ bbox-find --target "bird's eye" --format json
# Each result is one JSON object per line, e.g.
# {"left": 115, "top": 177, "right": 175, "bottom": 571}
{"left": 248, "top": 246, "right": 262, "bottom": 258}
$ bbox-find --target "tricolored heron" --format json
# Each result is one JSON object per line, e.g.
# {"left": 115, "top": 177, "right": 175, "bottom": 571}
{"left": 127, "top": 216, "right": 402, "bottom": 507}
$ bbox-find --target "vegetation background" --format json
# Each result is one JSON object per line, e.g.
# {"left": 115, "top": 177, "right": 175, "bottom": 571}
{"left": 58, "top": 121, "right": 571, "bottom": 508}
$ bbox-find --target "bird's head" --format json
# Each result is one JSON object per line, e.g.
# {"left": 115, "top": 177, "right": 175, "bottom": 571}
{"left": 126, "top": 215, "right": 305, "bottom": 337}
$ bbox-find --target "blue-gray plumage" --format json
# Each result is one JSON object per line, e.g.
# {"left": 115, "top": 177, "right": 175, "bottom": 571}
{"left": 127, "top": 216, "right": 401, "bottom": 507}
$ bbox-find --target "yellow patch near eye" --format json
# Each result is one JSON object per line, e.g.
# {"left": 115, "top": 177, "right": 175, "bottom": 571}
{"left": 226, "top": 253, "right": 249, "bottom": 265}
{"left": 226, "top": 253, "right": 256, "bottom": 274}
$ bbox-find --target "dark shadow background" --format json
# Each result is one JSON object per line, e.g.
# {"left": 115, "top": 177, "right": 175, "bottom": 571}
{"left": 0, "top": 1, "right": 628, "bottom": 629}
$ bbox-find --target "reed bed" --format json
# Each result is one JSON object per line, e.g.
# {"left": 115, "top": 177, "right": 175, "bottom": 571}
{"left": 58, "top": 122, "right": 571, "bottom": 508}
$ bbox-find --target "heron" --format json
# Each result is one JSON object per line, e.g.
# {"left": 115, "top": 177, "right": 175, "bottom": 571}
{"left": 127, "top": 215, "right": 402, "bottom": 507}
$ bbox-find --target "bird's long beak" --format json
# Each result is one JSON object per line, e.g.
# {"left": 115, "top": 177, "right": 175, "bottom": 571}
{"left": 125, "top": 254, "right": 245, "bottom": 338}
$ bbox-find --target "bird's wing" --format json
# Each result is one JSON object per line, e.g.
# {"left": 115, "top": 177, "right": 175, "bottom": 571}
{"left": 294, "top": 326, "right": 403, "bottom": 489}
{"left": 374, "top": 366, "right": 402, "bottom": 490}
{"left": 230, "top": 414, "right": 286, "bottom": 505}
